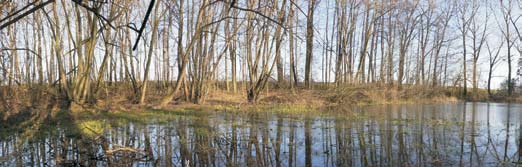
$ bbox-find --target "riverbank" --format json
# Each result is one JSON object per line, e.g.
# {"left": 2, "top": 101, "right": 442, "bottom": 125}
{"left": 2, "top": 84, "right": 521, "bottom": 115}
{"left": 84, "top": 85, "right": 512, "bottom": 113}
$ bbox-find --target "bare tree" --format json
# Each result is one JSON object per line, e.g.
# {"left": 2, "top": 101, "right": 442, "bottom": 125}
{"left": 431, "top": 2, "right": 453, "bottom": 87}
{"left": 456, "top": 0, "right": 477, "bottom": 97}
{"left": 469, "top": 0, "right": 488, "bottom": 93}
{"left": 486, "top": 41, "right": 504, "bottom": 96}
{"left": 498, "top": 0, "right": 516, "bottom": 95}
{"left": 397, "top": 1, "right": 419, "bottom": 87}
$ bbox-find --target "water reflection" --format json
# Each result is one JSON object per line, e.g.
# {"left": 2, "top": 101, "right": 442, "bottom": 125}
{"left": 0, "top": 102, "right": 521, "bottom": 166}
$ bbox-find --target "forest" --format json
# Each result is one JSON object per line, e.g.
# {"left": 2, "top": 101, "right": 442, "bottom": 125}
{"left": 0, "top": 0, "right": 521, "bottom": 111}
{"left": 1, "top": 0, "right": 522, "bottom": 166}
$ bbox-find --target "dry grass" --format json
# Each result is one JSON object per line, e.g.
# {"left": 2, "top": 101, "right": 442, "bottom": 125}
{"left": 324, "top": 85, "right": 459, "bottom": 106}
{"left": 151, "top": 89, "right": 329, "bottom": 113}
{"left": 1, "top": 83, "right": 519, "bottom": 114}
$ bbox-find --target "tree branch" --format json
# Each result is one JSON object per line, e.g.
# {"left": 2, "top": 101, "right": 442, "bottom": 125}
{"left": 71, "top": 0, "right": 116, "bottom": 29}
{"left": 132, "top": 0, "right": 155, "bottom": 51}
{"left": 216, "top": 0, "right": 287, "bottom": 31}
{"left": 0, "top": 0, "right": 55, "bottom": 30}
{"left": 0, "top": 0, "right": 42, "bottom": 23}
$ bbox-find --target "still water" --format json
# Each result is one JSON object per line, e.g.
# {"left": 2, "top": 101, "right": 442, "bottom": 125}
{"left": 0, "top": 102, "right": 521, "bottom": 166}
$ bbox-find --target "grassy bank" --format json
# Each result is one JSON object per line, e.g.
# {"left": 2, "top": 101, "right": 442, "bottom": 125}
{"left": 1, "top": 85, "right": 520, "bottom": 141}
{"left": 82, "top": 85, "right": 493, "bottom": 113}
{"left": 153, "top": 85, "right": 522, "bottom": 113}
{"left": 1, "top": 84, "right": 521, "bottom": 115}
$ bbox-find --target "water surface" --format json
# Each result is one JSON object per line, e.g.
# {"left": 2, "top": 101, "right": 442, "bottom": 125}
{"left": 0, "top": 102, "right": 521, "bottom": 166}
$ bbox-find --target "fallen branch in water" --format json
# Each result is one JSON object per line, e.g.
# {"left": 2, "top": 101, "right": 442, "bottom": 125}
{"left": 105, "top": 145, "right": 144, "bottom": 155}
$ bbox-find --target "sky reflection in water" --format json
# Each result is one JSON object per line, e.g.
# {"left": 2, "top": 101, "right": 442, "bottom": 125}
{"left": 0, "top": 102, "right": 521, "bottom": 166}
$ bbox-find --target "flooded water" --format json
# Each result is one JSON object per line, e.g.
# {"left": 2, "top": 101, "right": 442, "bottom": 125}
{"left": 1, "top": 102, "right": 521, "bottom": 166}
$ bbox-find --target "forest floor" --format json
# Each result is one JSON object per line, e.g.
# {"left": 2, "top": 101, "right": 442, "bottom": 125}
{"left": 91, "top": 85, "right": 522, "bottom": 113}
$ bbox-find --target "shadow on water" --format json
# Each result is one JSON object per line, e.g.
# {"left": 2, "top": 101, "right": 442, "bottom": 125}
{"left": 1, "top": 102, "right": 522, "bottom": 166}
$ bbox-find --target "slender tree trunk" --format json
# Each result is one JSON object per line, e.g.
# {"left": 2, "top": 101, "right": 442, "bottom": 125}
{"left": 305, "top": 0, "right": 316, "bottom": 88}
{"left": 139, "top": 1, "right": 160, "bottom": 104}
{"left": 274, "top": 0, "right": 287, "bottom": 87}
{"left": 289, "top": 5, "right": 296, "bottom": 90}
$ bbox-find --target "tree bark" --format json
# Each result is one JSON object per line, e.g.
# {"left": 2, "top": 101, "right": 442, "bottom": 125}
{"left": 305, "top": 0, "right": 316, "bottom": 88}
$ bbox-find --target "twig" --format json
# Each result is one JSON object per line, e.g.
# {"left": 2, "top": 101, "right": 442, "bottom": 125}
{"left": 132, "top": 0, "right": 156, "bottom": 51}
{"left": 0, "top": 0, "right": 55, "bottom": 30}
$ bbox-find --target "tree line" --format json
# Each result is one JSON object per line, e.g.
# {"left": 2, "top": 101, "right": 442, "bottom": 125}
{"left": 0, "top": 0, "right": 520, "bottom": 108}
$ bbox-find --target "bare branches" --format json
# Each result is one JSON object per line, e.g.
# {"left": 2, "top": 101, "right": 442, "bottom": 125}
{"left": 0, "top": 48, "right": 40, "bottom": 59}
{"left": 0, "top": 0, "right": 42, "bottom": 23}
{"left": 216, "top": 0, "right": 287, "bottom": 30}
{"left": 0, "top": 0, "right": 54, "bottom": 30}
{"left": 1, "top": 0, "right": 118, "bottom": 31}
{"left": 71, "top": 0, "right": 116, "bottom": 29}
{"left": 511, "top": 15, "right": 521, "bottom": 42}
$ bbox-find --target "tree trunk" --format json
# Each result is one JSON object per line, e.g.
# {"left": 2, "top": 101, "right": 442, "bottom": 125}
{"left": 305, "top": 0, "right": 316, "bottom": 88}
{"left": 139, "top": 1, "right": 160, "bottom": 104}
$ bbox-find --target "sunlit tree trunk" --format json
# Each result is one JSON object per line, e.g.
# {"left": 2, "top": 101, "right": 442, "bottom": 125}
{"left": 354, "top": 3, "right": 373, "bottom": 84}
{"left": 139, "top": 1, "right": 161, "bottom": 104}
{"left": 274, "top": 0, "right": 287, "bottom": 87}
{"left": 288, "top": 5, "right": 296, "bottom": 90}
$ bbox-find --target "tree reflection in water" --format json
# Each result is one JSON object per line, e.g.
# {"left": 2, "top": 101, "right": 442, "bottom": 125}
{"left": 0, "top": 102, "right": 521, "bottom": 166}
